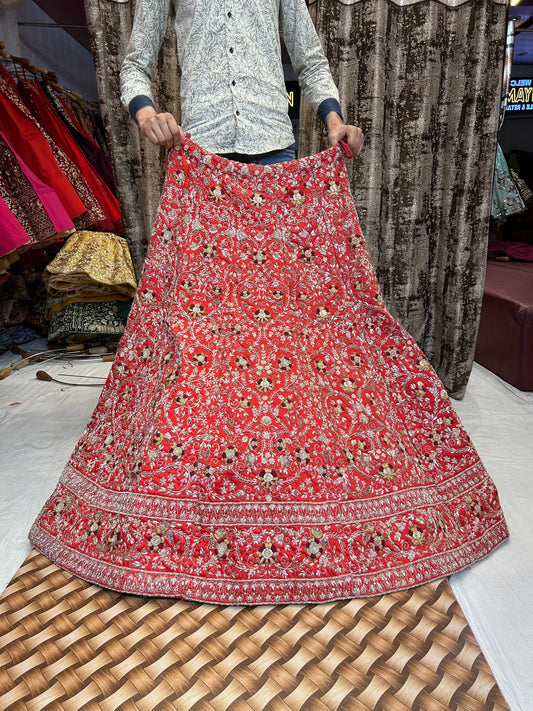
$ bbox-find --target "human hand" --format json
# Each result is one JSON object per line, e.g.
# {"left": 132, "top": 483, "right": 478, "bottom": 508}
{"left": 326, "top": 112, "right": 364, "bottom": 158}
{"left": 136, "top": 106, "right": 183, "bottom": 149}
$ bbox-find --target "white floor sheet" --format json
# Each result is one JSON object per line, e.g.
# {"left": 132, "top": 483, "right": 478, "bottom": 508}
{"left": 1, "top": 343, "right": 531, "bottom": 710}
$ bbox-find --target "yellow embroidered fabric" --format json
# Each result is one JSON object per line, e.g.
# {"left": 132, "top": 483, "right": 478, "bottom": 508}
{"left": 45, "top": 230, "right": 137, "bottom": 316}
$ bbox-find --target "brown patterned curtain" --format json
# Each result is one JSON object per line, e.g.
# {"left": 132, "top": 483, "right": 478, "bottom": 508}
{"left": 84, "top": 0, "right": 180, "bottom": 277}
{"left": 301, "top": 0, "right": 507, "bottom": 397}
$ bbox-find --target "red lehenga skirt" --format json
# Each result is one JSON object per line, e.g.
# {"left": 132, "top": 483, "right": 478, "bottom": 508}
{"left": 29, "top": 137, "right": 509, "bottom": 604}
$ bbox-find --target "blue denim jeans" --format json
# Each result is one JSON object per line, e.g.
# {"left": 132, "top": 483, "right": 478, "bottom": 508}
{"left": 218, "top": 143, "right": 296, "bottom": 165}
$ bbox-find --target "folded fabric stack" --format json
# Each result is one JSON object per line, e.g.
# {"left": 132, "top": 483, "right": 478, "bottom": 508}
{"left": 45, "top": 230, "right": 137, "bottom": 344}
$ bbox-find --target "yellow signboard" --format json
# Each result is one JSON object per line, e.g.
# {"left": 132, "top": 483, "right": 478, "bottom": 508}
{"left": 506, "top": 79, "right": 533, "bottom": 114}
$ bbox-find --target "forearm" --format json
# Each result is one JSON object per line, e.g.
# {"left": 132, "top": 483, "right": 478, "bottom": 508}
{"left": 119, "top": 0, "right": 171, "bottom": 109}
{"left": 129, "top": 96, "right": 156, "bottom": 124}
{"left": 280, "top": 0, "right": 340, "bottom": 114}
{"left": 317, "top": 98, "right": 343, "bottom": 127}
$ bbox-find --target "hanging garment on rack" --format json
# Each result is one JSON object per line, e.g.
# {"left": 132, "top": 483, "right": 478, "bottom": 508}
{"left": 87, "top": 111, "right": 108, "bottom": 155}
{"left": 45, "top": 87, "right": 117, "bottom": 196}
{"left": 19, "top": 80, "right": 121, "bottom": 231}
{"left": 29, "top": 138, "right": 508, "bottom": 604}
{"left": 510, "top": 167, "right": 533, "bottom": 206}
{"left": 0, "top": 193, "right": 32, "bottom": 257}
{"left": 17, "top": 80, "right": 120, "bottom": 232}
{"left": 0, "top": 131, "right": 75, "bottom": 257}
{"left": 0, "top": 65, "right": 105, "bottom": 230}
{"left": 0, "top": 64, "right": 87, "bottom": 222}
{"left": 0, "top": 167, "right": 39, "bottom": 248}
{"left": 491, "top": 143, "right": 526, "bottom": 224}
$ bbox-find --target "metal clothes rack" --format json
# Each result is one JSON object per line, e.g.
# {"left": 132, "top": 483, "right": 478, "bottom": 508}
{"left": 0, "top": 40, "right": 99, "bottom": 115}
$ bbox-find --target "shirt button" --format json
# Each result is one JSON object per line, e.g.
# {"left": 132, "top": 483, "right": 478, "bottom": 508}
{"left": 235, "top": 110, "right": 240, "bottom": 116}
{"left": 231, "top": 80, "right": 236, "bottom": 86}
{"left": 229, "top": 47, "right": 234, "bottom": 54}
{"left": 227, "top": 11, "right": 232, "bottom": 17}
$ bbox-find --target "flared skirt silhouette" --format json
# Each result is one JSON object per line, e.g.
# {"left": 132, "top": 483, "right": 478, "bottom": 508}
{"left": 29, "top": 137, "right": 508, "bottom": 604}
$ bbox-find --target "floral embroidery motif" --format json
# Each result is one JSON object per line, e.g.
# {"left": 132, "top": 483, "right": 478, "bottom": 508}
{"left": 147, "top": 524, "right": 170, "bottom": 551}
{"left": 257, "top": 537, "right": 279, "bottom": 564}
{"left": 236, "top": 355, "right": 251, "bottom": 370}
{"left": 327, "top": 180, "right": 342, "bottom": 196}
{"left": 28, "top": 138, "right": 508, "bottom": 606}
{"left": 252, "top": 250, "right": 267, "bottom": 265}
{"left": 213, "top": 528, "right": 231, "bottom": 559}
{"left": 258, "top": 468, "right": 278, "bottom": 489}
{"left": 175, "top": 392, "right": 190, "bottom": 405}
{"left": 296, "top": 447, "right": 311, "bottom": 464}
{"left": 408, "top": 525, "right": 427, "bottom": 546}
{"left": 306, "top": 529, "right": 324, "bottom": 559}
{"left": 378, "top": 463, "right": 397, "bottom": 480}
{"left": 254, "top": 308, "right": 271, "bottom": 323}
{"left": 290, "top": 189, "right": 305, "bottom": 206}
{"left": 209, "top": 185, "right": 224, "bottom": 202}
{"left": 250, "top": 193, "right": 266, "bottom": 207}
{"left": 315, "top": 306, "right": 331, "bottom": 321}
{"left": 222, "top": 446, "right": 239, "bottom": 463}
{"left": 107, "top": 528, "right": 122, "bottom": 551}
{"left": 191, "top": 353, "right": 207, "bottom": 367}
{"left": 170, "top": 444, "right": 186, "bottom": 460}
{"left": 202, "top": 243, "right": 218, "bottom": 258}
{"left": 257, "top": 377, "right": 274, "bottom": 393}
{"left": 364, "top": 524, "right": 386, "bottom": 551}
{"left": 187, "top": 303, "right": 205, "bottom": 319}
{"left": 341, "top": 377, "right": 357, "bottom": 393}
{"left": 300, "top": 248, "right": 315, "bottom": 262}
{"left": 53, "top": 496, "right": 74, "bottom": 516}
{"left": 278, "top": 356, "right": 292, "bottom": 371}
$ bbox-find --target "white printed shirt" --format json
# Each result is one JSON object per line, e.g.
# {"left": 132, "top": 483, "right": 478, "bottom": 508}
{"left": 120, "top": 0, "right": 341, "bottom": 155}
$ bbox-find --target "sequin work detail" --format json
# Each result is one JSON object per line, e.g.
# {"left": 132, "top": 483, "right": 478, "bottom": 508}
{"left": 29, "top": 137, "right": 509, "bottom": 604}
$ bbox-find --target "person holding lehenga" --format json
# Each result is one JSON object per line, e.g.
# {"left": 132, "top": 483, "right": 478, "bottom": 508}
{"left": 29, "top": 0, "right": 508, "bottom": 604}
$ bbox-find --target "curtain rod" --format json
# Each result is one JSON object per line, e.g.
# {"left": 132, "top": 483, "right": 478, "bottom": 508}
{"left": 0, "top": 44, "right": 99, "bottom": 110}
{"left": 17, "top": 22, "right": 87, "bottom": 29}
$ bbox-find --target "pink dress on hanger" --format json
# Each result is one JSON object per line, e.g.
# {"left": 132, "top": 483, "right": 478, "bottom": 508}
{"left": 0, "top": 193, "right": 32, "bottom": 256}
{"left": 0, "top": 130, "right": 75, "bottom": 246}
{"left": 0, "top": 65, "right": 87, "bottom": 222}
{"left": 19, "top": 80, "right": 121, "bottom": 233}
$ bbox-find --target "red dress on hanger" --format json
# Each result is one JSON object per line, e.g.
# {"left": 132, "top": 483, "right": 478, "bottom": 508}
{"left": 19, "top": 81, "right": 121, "bottom": 232}
{"left": 0, "top": 65, "right": 86, "bottom": 222}
{"left": 0, "top": 65, "right": 106, "bottom": 231}
{"left": 0, "top": 131, "right": 75, "bottom": 254}
{"left": 29, "top": 138, "right": 509, "bottom": 604}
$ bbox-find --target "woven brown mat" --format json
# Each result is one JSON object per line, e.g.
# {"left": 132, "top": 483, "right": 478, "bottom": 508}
{"left": 0, "top": 550, "right": 508, "bottom": 711}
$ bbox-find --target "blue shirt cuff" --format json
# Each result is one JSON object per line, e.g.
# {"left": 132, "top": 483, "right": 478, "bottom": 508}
{"left": 317, "top": 98, "right": 343, "bottom": 126}
{"left": 128, "top": 95, "right": 155, "bottom": 123}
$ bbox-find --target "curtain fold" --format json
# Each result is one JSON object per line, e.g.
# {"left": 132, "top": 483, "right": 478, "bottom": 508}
{"left": 84, "top": 0, "right": 180, "bottom": 277}
{"left": 301, "top": 0, "right": 507, "bottom": 397}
